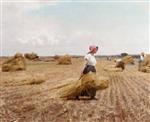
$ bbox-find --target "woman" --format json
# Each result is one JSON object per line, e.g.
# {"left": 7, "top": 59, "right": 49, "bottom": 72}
{"left": 81, "top": 45, "right": 98, "bottom": 76}
{"left": 139, "top": 52, "right": 145, "bottom": 62}
{"left": 78, "top": 45, "right": 98, "bottom": 100}
{"left": 138, "top": 52, "right": 145, "bottom": 71}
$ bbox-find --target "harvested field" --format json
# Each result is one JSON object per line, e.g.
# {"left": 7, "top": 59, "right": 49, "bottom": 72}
{"left": 0, "top": 58, "right": 150, "bottom": 122}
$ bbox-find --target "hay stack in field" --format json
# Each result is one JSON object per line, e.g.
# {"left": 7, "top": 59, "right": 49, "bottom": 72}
{"left": 24, "top": 52, "right": 40, "bottom": 61}
{"left": 115, "top": 61, "right": 125, "bottom": 70}
{"left": 2, "top": 53, "right": 26, "bottom": 72}
{"left": 122, "top": 55, "right": 134, "bottom": 65}
{"left": 139, "top": 54, "right": 150, "bottom": 73}
{"left": 104, "top": 56, "right": 134, "bottom": 72}
{"left": 57, "top": 55, "right": 72, "bottom": 65}
{"left": 58, "top": 72, "right": 109, "bottom": 99}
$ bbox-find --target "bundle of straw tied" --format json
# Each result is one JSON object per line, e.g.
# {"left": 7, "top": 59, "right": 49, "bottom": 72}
{"left": 57, "top": 72, "right": 109, "bottom": 100}
{"left": 104, "top": 55, "right": 134, "bottom": 72}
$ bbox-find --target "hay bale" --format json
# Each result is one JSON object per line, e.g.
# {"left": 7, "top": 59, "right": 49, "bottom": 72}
{"left": 58, "top": 79, "right": 82, "bottom": 99}
{"left": 139, "top": 67, "right": 150, "bottom": 73}
{"left": 115, "top": 61, "right": 125, "bottom": 70}
{"left": 2, "top": 53, "right": 26, "bottom": 72}
{"left": 24, "top": 52, "right": 39, "bottom": 61}
{"left": 110, "top": 56, "right": 133, "bottom": 71}
{"left": 94, "top": 76, "right": 109, "bottom": 90}
{"left": 105, "top": 56, "right": 133, "bottom": 72}
{"left": 58, "top": 72, "right": 109, "bottom": 99}
{"left": 57, "top": 55, "right": 72, "bottom": 65}
{"left": 139, "top": 54, "right": 150, "bottom": 73}
{"left": 122, "top": 55, "right": 134, "bottom": 65}
{"left": 141, "top": 54, "right": 150, "bottom": 66}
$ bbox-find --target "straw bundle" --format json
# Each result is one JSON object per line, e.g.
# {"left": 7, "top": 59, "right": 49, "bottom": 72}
{"left": 58, "top": 72, "right": 109, "bottom": 99}
{"left": 2, "top": 53, "right": 26, "bottom": 72}
{"left": 57, "top": 55, "right": 72, "bottom": 65}
{"left": 115, "top": 61, "right": 125, "bottom": 70}
{"left": 105, "top": 55, "right": 134, "bottom": 72}
{"left": 122, "top": 55, "right": 134, "bottom": 65}
{"left": 139, "top": 54, "right": 150, "bottom": 73}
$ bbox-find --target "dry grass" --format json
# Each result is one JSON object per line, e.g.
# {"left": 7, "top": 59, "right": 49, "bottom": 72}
{"left": 103, "top": 64, "right": 123, "bottom": 72}
{"left": 0, "top": 73, "right": 46, "bottom": 86}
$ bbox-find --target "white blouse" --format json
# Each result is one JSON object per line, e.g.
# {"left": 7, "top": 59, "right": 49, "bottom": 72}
{"left": 84, "top": 53, "right": 97, "bottom": 66}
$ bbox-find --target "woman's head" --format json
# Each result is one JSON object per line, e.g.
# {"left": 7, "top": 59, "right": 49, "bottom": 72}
{"left": 89, "top": 45, "right": 98, "bottom": 54}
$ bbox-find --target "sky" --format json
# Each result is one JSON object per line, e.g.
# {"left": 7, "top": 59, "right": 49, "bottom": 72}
{"left": 0, "top": 0, "right": 149, "bottom": 56}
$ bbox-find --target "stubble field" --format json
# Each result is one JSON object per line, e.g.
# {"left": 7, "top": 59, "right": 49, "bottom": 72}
{"left": 0, "top": 57, "right": 150, "bottom": 122}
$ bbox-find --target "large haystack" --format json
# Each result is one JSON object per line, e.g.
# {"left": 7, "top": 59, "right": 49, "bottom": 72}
{"left": 139, "top": 54, "right": 150, "bottom": 73}
{"left": 2, "top": 53, "right": 26, "bottom": 72}
{"left": 57, "top": 55, "right": 72, "bottom": 65}
{"left": 122, "top": 55, "right": 134, "bottom": 65}
{"left": 58, "top": 72, "right": 109, "bottom": 99}
{"left": 24, "top": 52, "right": 39, "bottom": 61}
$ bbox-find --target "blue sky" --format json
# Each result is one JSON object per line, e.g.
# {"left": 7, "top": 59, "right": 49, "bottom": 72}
{"left": 1, "top": 1, "right": 149, "bottom": 56}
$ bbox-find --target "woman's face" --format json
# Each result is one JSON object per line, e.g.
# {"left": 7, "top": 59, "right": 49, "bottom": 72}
{"left": 92, "top": 48, "right": 98, "bottom": 54}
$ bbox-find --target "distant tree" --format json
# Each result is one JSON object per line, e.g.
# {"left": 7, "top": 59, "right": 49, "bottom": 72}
{"left": 121, "top": 53, "right": 128, "bottom": 57}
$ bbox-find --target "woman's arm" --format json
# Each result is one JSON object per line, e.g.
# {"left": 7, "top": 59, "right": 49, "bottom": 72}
{"left": 79, "top": 59, "right": 88, "bottom": 80}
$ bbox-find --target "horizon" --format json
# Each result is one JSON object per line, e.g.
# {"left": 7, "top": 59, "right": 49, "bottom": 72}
{"left": 0, "top": 52, "right": 145, "bottom": 57}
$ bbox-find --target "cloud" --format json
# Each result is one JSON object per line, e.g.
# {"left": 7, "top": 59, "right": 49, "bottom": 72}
{"left": 17, "top": 34, "right": 60, "bottom": 46}
{"left": 3, "top": 3, "right": 62, "bottom": 42}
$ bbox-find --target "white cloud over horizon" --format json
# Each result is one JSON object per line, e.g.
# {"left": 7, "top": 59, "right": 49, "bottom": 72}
{"left": 1, "top": 1, "right": 149, "bottom": 56}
